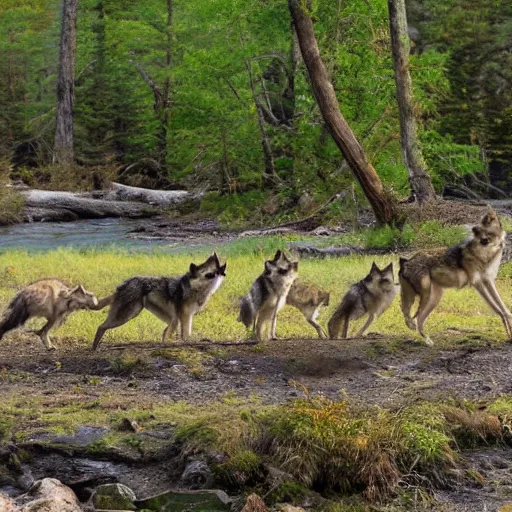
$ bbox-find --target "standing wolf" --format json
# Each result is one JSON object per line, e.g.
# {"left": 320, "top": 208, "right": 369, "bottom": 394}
{"left": 281, "top": 280, "right": 330, "bottom": 338}
{"left": 92, "top": 253, "right": 226, "bottom": 350}
{"left": 0, "top": 279, "right": 98, "bottom": 350}
{"left": 399, "top": 207, "right": 511, "bottom": 345}
{"left": 238, "top": 250, "right": 298, "bottom": 342}
{"left": 328, "top": 263, "right": 398, "bottom": 339}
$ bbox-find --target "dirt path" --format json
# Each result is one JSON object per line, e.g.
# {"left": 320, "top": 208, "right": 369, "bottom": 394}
{"left": 1, "top": 332, "right": 510, "bottom": 408}
{"left": 3, "top": 333, "right": 512, "bottom": 511}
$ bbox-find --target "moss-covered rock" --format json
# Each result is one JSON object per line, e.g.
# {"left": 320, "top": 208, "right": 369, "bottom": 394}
{"left": 91, "top": 483, "right": 137, "bottom": 511}
{"left": 135, "top": 489, "right": 231, "bottom": 511}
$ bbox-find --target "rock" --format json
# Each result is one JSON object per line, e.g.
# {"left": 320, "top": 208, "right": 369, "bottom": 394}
{"left": 119, "top": 418, "right": 142, "bottom": 433}
{"left": 15, "top": 478, "right": 81, "bottom": 512}
{"left": 135, "top": 489, "right": 231, "bottom": 511}
{"left": 0, "top": 493, "right": 19, "bottom": 511}
{"left": 240, "top": 493, "right": 269, "bottom": 512}
{"left": 180, "top": 457, "right": 213, "bottom": 489}
{"left": 91, "top": 483, "right": 137, "bottom": 511}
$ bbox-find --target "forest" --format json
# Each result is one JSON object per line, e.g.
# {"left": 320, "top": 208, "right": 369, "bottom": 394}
{"left": 0, "top": 0, "right": 510, "bottom": 225}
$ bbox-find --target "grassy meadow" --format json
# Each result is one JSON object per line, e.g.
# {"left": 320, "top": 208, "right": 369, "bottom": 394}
{"left": 1, "top": 236, "right": 512, "bottom": 347}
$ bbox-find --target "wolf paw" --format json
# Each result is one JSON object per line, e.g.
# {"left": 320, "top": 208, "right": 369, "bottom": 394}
{"left": 405, "top": 318, "right": 417, "bottom": 330}
{"left": 424, "top": 336, "right": 434, "bottom": 347}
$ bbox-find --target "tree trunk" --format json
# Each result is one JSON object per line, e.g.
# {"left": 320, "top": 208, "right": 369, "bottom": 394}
{"left": 388, "top": 0, "right": 435, "bottom": 204}
{"left": 245, "top": 60, "right": 277, "bottom": 187}
{"left": 288, "top": 0, "right": 396, "bottom": 224}
{"left": 54, "top": 0, "right": 78, "bottom": 165}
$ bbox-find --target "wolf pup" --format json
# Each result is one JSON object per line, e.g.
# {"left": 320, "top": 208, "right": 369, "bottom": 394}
{"left": 92, "top": 253, "right": 226, "bottom": 350}
{"left": 282, "top": 280, "right": 330, "bottom": 338}
{"left": 399, "top": 207, "right": 511, "bottom": 345}
{"left": 0, "top": 279, "right": 98, "bottom": 350}
{"left": 328, "top": 263, "right": 398, "bottom": 339}
{"left": 238, "top": 250, "right": 298, "bottom": 342}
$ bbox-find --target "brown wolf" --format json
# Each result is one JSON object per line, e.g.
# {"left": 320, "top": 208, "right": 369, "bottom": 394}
{"left": 399, "top": 207, "right": 511, "bottom": 345}
{"left": 328, "top": 263, "right": 398, "bottom": 339}
{"left": 92, "top": 253, "right": 226, "bottom": 350}
{"left": 280, "top": 280, "right": 330, "bottom": 338}
{"left": 238, "top": 250, "right": 298, "bottom": 342}
{"left": 0, "top": 279, "right": 98, "bottom": 350}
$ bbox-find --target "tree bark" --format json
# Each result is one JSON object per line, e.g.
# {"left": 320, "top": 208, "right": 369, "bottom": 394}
{"left": 288, "top": 0, "right": 396, "bottom": 224}
{"left": 245, "top": 60, "right": 278, "bottom": 187}
{"left": 54, "top": 0, "right": 78, "bottom": 165}
{"left": 388, "top": 0, "right": 435, "bottom": 204}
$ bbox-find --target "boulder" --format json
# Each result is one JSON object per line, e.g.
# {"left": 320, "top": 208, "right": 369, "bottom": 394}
{"left": 15, "top": 478, "right": 81, "bottom": 512}
{"left": 180, "top": 457, "right": 213, "bottom": 489}
{"left": 135, "top": 489, "right": 231, "bottom": 511}
{"left": 0, "top": 493, "right": 19, "bottom": 511}
{"left": 240, "top": 493, "right": 269, "bottom": 512}
{"left": 91, "top": 483, "right": 137, "bottom": 511}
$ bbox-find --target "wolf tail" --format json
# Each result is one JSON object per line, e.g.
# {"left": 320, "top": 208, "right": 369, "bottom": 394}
{"left": 0, "top": 294, "right": 30, "bottom": 340}
{"left": 90, "top": 294, "right": 115, "bottom": 311}
{"left": 238, "top": 296, "right": 255, "bottom": 328}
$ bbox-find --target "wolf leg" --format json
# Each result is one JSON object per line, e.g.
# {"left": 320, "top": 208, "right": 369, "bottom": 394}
{"left": 308, "top": 319, "right": 327, "bottom": 338}
{"left": 341, "top": 316, "right": 349, "bottom": 339}
{"left": 256, "top": 307, "right": 273, "bottom": 342}
{"left": 36, "top": 317, "right": 58, "bottom": 350}
{"left": 484, "top": 279, "right": 512, "bottom": 337}
{"left": 162, "top": 319, "right": 179, "bottom": 343}
{"left": 400, "top": 279, "right": 417, "bottom": 330}
{"left": 327, "top": 309, "right": 344, "bottom": 339}
{"left": 270, "top": 309, "right": 278, "bottom": 340}
{"left": 180, "top": 313, "right": 193, "bottom": 341}
{"left": 474, "top": 280, "right": 512, "bottom": 338}
{"left": 415, "top": 285, "right": 443, "bottom": 346}
{"left": 92, "top": 300, "right": 144, "bottom": 350}
{"left": 354, "top": 313, "right": 376, "bottom": 338}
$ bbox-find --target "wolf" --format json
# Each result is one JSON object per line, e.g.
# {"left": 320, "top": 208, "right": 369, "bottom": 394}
{"left": 281, "top": 280, "right": 330, "bottom": 338}
{"left": 92, "top": 253, "right": 226, "bottom": 350}
{"left": 238, "top": 250, "right": 298, "bottom": 342}
{"left": 328, "top": 263, "right": 398, "bottom": 339}
{"left": 0, "top": 279, "right": 98, "bottom": 350}
{"left": 399, "top": 207, "right": 511, "bottom": 345}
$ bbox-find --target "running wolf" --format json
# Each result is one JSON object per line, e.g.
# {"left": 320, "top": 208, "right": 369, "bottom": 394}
{"left": 282, "top": 280, "right": 330, "bottom": 338}
{"left": 328, "top": 263, "right": 398, "bottom": 339}
{"left": 399, "top": 207, "right": 511, "bottom": 345}
{"left": 92, "top": 253, "right": 226, "bottom": 350}
{"left": 238, "top": 250, "right": 298, "bottom": 342}
{"left": 0, "top": 279, "right": 98, "bottom": 350}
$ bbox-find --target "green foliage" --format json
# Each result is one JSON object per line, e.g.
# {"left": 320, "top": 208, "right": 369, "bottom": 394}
{"left": 0, "top": 0, "right": 503, "bottom": 201}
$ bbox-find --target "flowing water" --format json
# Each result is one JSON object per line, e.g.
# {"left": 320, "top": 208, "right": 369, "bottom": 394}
{"left": 0, "top": 218, "right": 224, "bottom": 252}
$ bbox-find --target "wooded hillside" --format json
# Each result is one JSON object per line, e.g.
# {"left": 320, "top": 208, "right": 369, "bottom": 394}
{"left": 0, "top": 0, "right": 510, "bottom": 221}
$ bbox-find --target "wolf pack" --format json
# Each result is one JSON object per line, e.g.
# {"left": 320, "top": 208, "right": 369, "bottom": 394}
{"left": 0, "top": 207, "right": 510, "bottom": 351}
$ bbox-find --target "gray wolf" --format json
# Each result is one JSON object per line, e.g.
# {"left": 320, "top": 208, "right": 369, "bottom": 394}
{"left": 238, "top": 250, "right": 298, "bottom": 342}
{"left": 92, "top": 253, "right": 226, "bottom": 350}
{"left": 328, "top": 263, "right": 398, "bottom": 339}
{"left": 0, "top": 279, "right": 98, "bottom": 350}
{"left": 399, "top": 207, "right": 511, "bottom": 345}
{"left": 282, "top": 280, "right": 330, "bottom": 338}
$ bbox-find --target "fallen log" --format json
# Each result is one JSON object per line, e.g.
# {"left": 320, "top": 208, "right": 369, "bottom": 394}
{"left": 291, "top": 245, "right": 390, "bottom": 258}
{"left": 21, "top": 189, "right": 158, "bottom": 220}
{"left": 100, "top": 182, "right": 192, "bottom": 205}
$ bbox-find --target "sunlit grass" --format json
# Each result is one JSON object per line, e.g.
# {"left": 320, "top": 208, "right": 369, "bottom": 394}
{"left": 0, "top": 246, "right": 511, "bottom": 347}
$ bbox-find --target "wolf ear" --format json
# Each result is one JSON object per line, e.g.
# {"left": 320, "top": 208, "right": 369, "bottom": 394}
{"left": 382, "top": 263, "right": 393, "bottom": 273}
{"left": 71, "top": 284, "right": 85, "bottom": 295}
{"left": 272, "top": 250, "right": 282, "bottom": 262}
{"left": 189, "top": 263, "right": 199, "bottom": 276}
{"left": 264, "top": 261, "right": 273, "bottom": 273}
{"left": 472, "top": 225, "right": 481, "bottom": 236}
{"left": 219, "top": 263, "right": 226, "bottom": 276}
{"left": 370, "top": 262, "right": 380, "bottom": 274}
{"left": 212, "top": 252, "right": 220, "bottom": 265}
{"left": 292, "top": 261, "right": 299, "bottom": 271}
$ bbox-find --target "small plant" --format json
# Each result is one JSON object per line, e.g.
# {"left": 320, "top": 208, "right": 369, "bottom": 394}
{"left": 108, "top": 353, "right": 148, "bottom": 375}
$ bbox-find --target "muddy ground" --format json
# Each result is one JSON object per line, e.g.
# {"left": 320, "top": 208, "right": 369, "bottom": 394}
{"left": 2, "top": 333, "right": 512, "bottom": 510}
